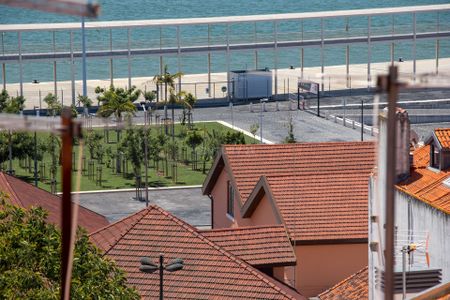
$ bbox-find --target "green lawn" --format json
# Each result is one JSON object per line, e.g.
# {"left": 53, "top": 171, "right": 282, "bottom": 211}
{"left": 8, "top": 122, "right": 256, "bottom": 192}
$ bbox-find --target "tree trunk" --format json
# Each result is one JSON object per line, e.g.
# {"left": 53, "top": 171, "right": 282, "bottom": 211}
{"left": 171, "top": 105, "right": 175, "bottom": 141}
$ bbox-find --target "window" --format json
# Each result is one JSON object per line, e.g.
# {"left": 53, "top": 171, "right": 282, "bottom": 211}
{"left": 227, "top": 181, "right": 234, "bottom": 217}
{"left": 431, "top": 144, "right": 440, "bottom": 169}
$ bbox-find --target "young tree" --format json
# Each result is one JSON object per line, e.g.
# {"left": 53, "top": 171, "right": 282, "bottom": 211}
{"left": 4, "top": 95, "right": 26, "bottom": 114}
{"left": 77, "top": 94, "right": 93, "bottom": 117}
{"left": 85, "top": 131, "right": 103, "bottom": 160}
{"left": 0, "top": 132, "right": 34, "bottom": 173}
{"left": 185, "top": 130, "right": 203, "bottom": 170}
{"left": 249, "top": 123, "right": 259, "bottom": 143}
{"left": 43, "top": 93, "right": 62, "bottom": 117}
{"left": 284, "top": 117, "right": 297, "bottom": 143}
{"left": 0, "top": 89, "right": 8, "bottom": 112}
{"left": 0, "top": 194, "right": 140, "bottom": 299}
{"left": 148, "top": 134, "right": 164, "bottom": 172}
{"left": 119, "top": 128, "right": 143, "bottom": 182}
{"left": 168, "top": 88, "right": 187, "bottom": 139}
{"left": 45, "top": 134, "right": 60, "bottom": 183}
{"left": 223, "top": 131, "right": 246, "bottom": 145}
{"left": 143, "top": 90, "right": 156, "bottom": 103}
{"left": 152, "top": 65, "right": 183, "bottom": 134}
{"left": 0, "top": 90, "right": 26, "bottom": 114}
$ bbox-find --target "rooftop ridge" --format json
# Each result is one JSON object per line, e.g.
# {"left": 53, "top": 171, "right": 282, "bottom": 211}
{"left": 0, "top": 173, "right": 22, "bottom": 206}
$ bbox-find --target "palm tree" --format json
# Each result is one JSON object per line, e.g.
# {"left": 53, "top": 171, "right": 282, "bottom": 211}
{"left": 77, "top": 94, "right": 93, "bottom": 117}
{"left": 168, "top": 88, "right": 189, "bottom": 141}
{"left": 184, "top": 93, "right": 197, "bottom": 127}
{"left": 152, "top": 65, "right": 183, "bottom": 134}
{"left": 96, "top": 86, "right": 140, "bottom": 122}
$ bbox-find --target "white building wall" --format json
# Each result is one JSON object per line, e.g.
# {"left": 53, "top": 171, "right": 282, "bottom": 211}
{"left": 395, "top": 190, "right": 450, "bottom": 282}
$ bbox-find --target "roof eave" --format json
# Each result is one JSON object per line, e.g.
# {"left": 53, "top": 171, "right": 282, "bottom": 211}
{"left": 202, "top": 147, "right": 225, "bottom": 195}
{"left": 293, "top": 238, "right": 368, "bottom": 245}
{"left": 241, "top": 176, "right": 284, "bottom": 225}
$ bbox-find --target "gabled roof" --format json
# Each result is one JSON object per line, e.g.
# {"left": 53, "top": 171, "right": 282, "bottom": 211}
{"left": 200, "top": 225, "right": 296, "bottom": 267}
{"left": 318, "top": 266, "right": 368, "bottom": 300}
{"left": 396, "top": 145, "right": 450, "bottom": 214}
{"left": 90, "top": 205, "right": 305, "bottom": 300}
{"left": 203, "top": 142, "right": 376, "bottom": 242}
{"left": 0, "top": 172, "right": 108, "bottom": 233}
{"left": 433, "top": 128, "right": 450, "bottom": 150}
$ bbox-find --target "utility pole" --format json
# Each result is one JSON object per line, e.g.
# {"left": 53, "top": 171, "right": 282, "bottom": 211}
{"left": 81, "top": 17, "right": 87, "bottom": 97}
{"left": 361, "top": 99, "right": 364, "bottom": 141}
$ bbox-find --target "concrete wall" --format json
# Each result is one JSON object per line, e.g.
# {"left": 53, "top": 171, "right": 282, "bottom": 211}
{"left": 294, "top": 243, "right": 367, "bottom": 298}
{"left": 395, "top": 190, "right": 450, "bottom": 282}
{"left": 210, "top": 168, "right": 234, "bottom": 228}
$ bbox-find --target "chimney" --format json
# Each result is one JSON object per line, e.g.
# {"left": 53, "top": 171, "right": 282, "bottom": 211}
{"left": 378, "top": 107, "right": 411, "bottom": 182}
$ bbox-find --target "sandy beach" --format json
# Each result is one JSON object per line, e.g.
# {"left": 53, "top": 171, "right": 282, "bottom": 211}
{"left": 3, "top": 57, "right": 448, "bottom": 110}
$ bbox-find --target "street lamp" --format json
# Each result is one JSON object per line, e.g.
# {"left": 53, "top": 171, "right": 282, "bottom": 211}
{"left": 140, "top": 101, "right": 149, "bottom": 207}
{"left": 140, "top": 255, "right": 184, "bottom": 300}
{"left": 259, "top": 98, "right": 268, "bottom": 143}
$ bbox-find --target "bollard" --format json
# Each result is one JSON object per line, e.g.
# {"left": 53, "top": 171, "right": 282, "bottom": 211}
{"left": 250, "top": 102, "right": 253, "bottom": 113}
{"left": 371, "top": 126, "right": 374, "bottom": 136}
{"left": 334, "top": 115, "right": 337, "bottom": 123}
{"left": 352, "top": 120, "right": 355, "bottom": 129}
{"left": 276, "top": 101, "right": 279, "bottom": 111}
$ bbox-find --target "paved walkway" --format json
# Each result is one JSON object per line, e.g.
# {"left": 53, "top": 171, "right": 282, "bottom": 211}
{"left": 78, "top": 187, "right": 211, "bottom": 227}
{"left": 135, "top": 101, "right": 372, "bottom": 143}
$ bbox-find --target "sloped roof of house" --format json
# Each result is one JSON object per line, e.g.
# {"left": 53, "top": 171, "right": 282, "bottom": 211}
{"left": 396, "top": 145, "right": 450, "bottom": 215}
{"left": 203, "top": 142, "right": 376, "bottom": 242}
{"left": 0, "top": 172, "right": 108, "bottom": 233}
{"left": 433, "top": 128, "right": 450, "bottom": 150}
{"left": 200, "top": 225, "right": 296, "bottom": 267}
{"left": 90, "top": 205, "right": 305, "bottom": 300}
{"left": 318, "top": 266, "right": 368, "bottom": 300}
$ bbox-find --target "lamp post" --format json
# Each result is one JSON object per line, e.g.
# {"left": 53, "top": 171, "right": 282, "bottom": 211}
{"left": 259, "top": 98, "right": 268, "bottom": 143}
{"left": 140, "top": 101, "right": 149, "bottom": 207}
{"left": 140, "top": 255, "right": 184, "bottom": 300}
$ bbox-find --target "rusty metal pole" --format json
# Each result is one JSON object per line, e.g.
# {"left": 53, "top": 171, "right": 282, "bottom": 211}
{"left": 384, "top": 65, "right": 398, "bottom": 300}
{"left": 60, "top": 108, "right": 74, "bottom": 300}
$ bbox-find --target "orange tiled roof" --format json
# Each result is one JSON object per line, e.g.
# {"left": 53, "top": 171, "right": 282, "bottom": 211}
{"left": 0, "top": 172, "right": 108, "bottom": 233}
{"left": 318, "top": 266, "right": 368, "bottom": 300}
{"left": 90, "top": 205, "right": 305, "bottom": 300}
{"left": 200, "top": 225, "right": 296, "bottom": 267}
{"left": 396, "top": 145, "right": 450, "bottom": 214}
{"left": 221, "top": 142, "right": 376, "bottom": 241}
{"left": 434, "top": 128, "right": 450, "bottom": 150}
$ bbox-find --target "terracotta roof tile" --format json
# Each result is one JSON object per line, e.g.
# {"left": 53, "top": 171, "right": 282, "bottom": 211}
{"left": 396, "top": 145, "right": 450, "bottom": 215}
{"left": 200, "top": 225, "right": 296, "bottom": 267}
{"left": 318, "top": 266, "right": 368, "bottom": 300}
{"left": 222, "top": 142, "right": 376, "bottom": 241}
{"left": 434, "top": 128, "right": 450, "bottom": 150}
{"left": 0, "top": 172, "right": 108, "bottom": 233}
{"left": 90, "top": 205, "right": 305, "bottom": 299}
